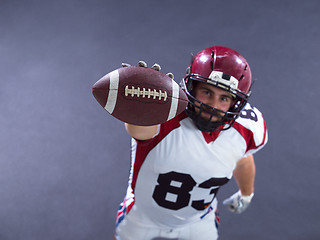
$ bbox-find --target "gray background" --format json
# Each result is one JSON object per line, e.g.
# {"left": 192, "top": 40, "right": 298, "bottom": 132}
{"left": 1, "top": 0, "right": 319, "bottom": 239}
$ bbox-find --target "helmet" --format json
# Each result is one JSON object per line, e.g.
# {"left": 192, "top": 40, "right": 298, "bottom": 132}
{"left": 182, "top": 46, "right": 252, "bottom": 132}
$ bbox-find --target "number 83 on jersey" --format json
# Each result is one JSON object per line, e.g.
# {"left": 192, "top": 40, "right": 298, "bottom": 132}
{"left": 152, "top": 171, "right": 229, "bottom": 211}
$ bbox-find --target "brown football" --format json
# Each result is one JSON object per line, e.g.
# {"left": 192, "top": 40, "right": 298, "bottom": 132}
{"left": 92, "top": 66, "right": 188, "bottom": 126}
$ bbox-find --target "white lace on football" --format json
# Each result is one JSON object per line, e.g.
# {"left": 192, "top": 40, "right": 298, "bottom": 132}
{"left": 125, "top": 85, "right": 168, "bottom": 101}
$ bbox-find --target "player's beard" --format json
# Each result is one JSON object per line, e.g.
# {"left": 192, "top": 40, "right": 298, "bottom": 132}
{"left": 194, "top": 104, "right": 224, "bottom": 123}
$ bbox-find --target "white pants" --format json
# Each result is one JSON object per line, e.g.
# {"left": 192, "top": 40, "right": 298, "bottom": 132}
{"left": 115, "top": 207, "right": 219, "bottom": 240}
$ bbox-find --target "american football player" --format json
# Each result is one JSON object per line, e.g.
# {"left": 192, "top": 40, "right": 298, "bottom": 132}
{"left": 114, "top": 46, "right": 268, "bottom": 240}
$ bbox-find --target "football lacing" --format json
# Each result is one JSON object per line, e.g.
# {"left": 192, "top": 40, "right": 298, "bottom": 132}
{"left": 124, "top": 85, "right": 168, "bottom": 101}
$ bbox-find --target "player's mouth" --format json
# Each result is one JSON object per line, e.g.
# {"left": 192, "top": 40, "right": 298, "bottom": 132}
{"left": 194, "top": 102, "right": 224, "bottom": 122}
{"left": 200, "top": 111, "right": 221, "bottom": 122}
{"left": 196, "top": 107, "right": 223, "bottom": 122}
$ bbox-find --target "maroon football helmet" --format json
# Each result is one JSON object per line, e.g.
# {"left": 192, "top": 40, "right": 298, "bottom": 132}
{"left": 182, "top": 46, "right": 252, "bottom": 132}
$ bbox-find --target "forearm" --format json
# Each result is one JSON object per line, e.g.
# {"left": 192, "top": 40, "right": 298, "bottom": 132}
{"left": 125, "top": 123, "right": 159, "bottom": 141}
{"left": 233, "top": 154, "right": 256, "bottom": 196}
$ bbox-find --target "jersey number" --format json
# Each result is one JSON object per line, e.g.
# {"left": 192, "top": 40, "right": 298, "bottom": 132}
{"left": 152, "top": 171, "right": 229, "bottom": 211}
{"left": 240, "top": 105, "right": 258, "bottom": 122}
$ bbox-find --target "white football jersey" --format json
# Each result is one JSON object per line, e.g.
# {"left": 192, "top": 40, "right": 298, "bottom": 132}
{"left": 115, "top": 103, "right": 268, "bottom": 230}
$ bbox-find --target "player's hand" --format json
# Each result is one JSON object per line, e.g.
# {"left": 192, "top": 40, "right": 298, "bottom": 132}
{"left": 222, "top": 190, "right": 254, "bottom": 214}
{"left": 122, "top": 61, "right": 174, "bottom": 79}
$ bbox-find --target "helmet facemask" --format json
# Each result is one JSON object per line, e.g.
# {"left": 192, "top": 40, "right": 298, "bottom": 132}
{"left": 182, "top": 73, "right": 250, "bottom": 132}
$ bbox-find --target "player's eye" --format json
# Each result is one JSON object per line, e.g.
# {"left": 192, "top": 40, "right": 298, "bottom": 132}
{"left": 200, "top": 89, "right": 211, "bottom": 96}
{"left": 220, "top": 96, "right": 231, "bottom": 103}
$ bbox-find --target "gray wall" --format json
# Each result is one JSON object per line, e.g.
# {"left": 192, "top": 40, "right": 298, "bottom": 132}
{"left": 1, "top": 0, "right": 319, "bottom": 239}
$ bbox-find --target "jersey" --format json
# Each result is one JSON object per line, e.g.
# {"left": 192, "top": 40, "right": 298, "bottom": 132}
{"left": 115, "top": 103, "right": 268, "bottom": 238}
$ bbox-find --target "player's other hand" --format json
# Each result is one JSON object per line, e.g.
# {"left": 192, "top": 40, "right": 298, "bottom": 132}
{"left": 222, "top": 190, "right": 254, "bottom": 214}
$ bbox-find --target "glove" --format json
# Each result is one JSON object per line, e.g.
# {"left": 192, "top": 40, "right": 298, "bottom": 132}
{"left": 121, "top": 61, "right": 174, "bottom": 80}
{"left": 222, "top": 190, "right": 254, "bottom": 214}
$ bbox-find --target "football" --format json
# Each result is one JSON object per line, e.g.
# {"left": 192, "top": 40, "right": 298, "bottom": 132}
{"left": 92, "top": 66, "right": 188, "bottom": 126}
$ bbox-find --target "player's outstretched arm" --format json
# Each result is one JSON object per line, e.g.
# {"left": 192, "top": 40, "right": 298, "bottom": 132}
{"left": 122, "top": 61, "right": 173, "bottom": 141}
{"left": 125, "top": 123, "right": 159, "bottom": 141}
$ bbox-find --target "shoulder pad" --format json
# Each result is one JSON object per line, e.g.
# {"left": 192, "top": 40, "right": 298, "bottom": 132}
{"left": 233, "top": 103, "right": 268, "bottom": 154}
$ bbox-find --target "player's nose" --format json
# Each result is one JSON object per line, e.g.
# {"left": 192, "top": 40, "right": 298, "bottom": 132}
{"left": 206, "top": 97, "right": 219, "bottom": 109}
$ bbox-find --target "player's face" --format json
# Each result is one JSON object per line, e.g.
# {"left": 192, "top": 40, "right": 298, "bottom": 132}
{"left": 194, "top": 82, "right": 234, "bottom": 122}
